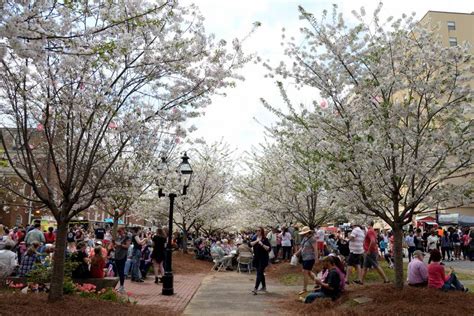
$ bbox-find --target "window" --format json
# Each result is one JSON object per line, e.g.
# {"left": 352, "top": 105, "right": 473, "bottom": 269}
{"left": 447, "top": 21, "right": 456, "bottom": 31}
{"left": 449, "top": 37, "right": 457, "bottom": 47}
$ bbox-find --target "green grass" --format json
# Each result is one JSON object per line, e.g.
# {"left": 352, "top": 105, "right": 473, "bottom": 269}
{"left": 279, "top": 273, "right": 303, "bottom": 286}
{"left": 454, "top": 272, "right": 474, "bottom": 281}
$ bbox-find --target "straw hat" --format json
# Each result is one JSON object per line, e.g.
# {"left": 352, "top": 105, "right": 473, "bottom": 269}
{"left": 413, "top": 250, "right": 424, "bottom": 257}
{"left": 299, "top": 226, "right": 312, "bottom": 235}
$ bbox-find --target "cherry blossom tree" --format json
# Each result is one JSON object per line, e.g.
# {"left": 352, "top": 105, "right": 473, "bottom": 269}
{"left": 0, "top": 1, "right": 249, "bottom": 300}
{"left": 193, "top": 195, "right": 236, "bottom": 237}
{"left": 236, "top": 133, "right": 336, "bottom": 229}
{"left": 264, "top": 4, "right": 473, "bottom": 289}
{"left": 95, "top": 125, "right": 177, "bottom": 239}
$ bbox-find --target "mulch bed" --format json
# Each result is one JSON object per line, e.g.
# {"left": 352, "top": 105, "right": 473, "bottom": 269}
{"left": 172, "top": 251, "right": 212, "bottom": 274}
{"left": 0, "top": 292, "right": 174, "bottom": 316}
{"left": 268, "top": 262, "right": 474, "bottom": 315}
{"left": 278, "top": 284, "right": 474, "bottom": 315}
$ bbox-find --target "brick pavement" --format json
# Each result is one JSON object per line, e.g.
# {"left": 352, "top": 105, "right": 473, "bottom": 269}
{"left": 120, "top": 274, "right": 206, "bottom": 314}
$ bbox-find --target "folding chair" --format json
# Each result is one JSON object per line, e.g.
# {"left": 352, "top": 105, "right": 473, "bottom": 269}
{"left": 211, "top": 253, "right": 225, "bottom": 272}
{"left": 237, "top": 252, "right": 253, "bottom": 274}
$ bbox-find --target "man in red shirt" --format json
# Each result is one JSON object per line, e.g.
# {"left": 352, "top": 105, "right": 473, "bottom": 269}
{"left": 361, "top": 221, "right": 389, "bottom": 284}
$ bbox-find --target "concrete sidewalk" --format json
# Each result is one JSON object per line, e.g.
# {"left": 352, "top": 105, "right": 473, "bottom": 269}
{"left": 183, "top": 272, "right": 299, "bottom": 316}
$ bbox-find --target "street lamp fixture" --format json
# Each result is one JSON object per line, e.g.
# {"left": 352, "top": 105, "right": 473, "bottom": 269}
{"left": 157, "top": 152, "right": 193, "bottom": 296}
{"left": 178, "top": 152, "right": 193, "bottom": 195}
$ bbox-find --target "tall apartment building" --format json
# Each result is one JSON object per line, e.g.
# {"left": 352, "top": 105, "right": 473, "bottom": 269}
{"left": 420, "top": 11, "right": 474, "bottom": 52}
{"left": 417, "top": 11, "right": 473, "bottom": 225}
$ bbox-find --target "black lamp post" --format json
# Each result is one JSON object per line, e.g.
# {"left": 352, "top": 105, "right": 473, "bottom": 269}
{"left": 157, "top": 152, "right": 193, "bottom": 296}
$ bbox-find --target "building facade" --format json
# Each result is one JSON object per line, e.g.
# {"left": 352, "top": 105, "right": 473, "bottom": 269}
{"left": 419, "top": 11, "right": 474, "bottom": 222}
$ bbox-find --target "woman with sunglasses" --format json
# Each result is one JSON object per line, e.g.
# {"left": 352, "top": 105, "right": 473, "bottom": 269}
{"left": 250, "top": 227, "right": 271, "bottom": 295}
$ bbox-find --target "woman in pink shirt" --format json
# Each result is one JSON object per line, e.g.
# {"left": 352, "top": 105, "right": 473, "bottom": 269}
{"left": 428, "top": 249, "right": 467, "bottom": 292}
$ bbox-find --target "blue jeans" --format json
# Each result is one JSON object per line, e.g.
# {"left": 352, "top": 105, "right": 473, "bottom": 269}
{"left": 304, "top": 290, "right": 328, "bottom": 303}
{"left": 442, "top": 273, "right": 465, "bottom": 291}
{"left": 124, "top": 258, "right": 132, "bottom": 277}
{"left": 131, "top": 248, "right": 142, "bottom": 280}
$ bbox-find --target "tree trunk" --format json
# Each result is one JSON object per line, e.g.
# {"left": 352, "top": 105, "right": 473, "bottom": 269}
{"left": 112, "top": 215, "right": 119, "bottom": 240}
{"left": 48, "top": 220, "right": 68, "bottom": 301}
{"left": 182, "top": 229, "right": 188, "bottom": 254}
{"left": 392, "top": 224, "right": 404, "bottom": 290}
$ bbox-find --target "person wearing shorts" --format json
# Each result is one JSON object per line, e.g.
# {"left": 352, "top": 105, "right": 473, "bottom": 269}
{"left": 346, "top": 225, "right": 365, "bottom": 284}
{"left": 347, "top": 252, "right": 363, "bottom": 268}
{"left": 361, "top": 221, "right": 389, "bottom": 284}
{"left": 294, "top": 226, "right": 318, "bottom": 295}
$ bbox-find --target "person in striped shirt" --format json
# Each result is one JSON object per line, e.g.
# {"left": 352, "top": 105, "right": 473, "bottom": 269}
{"left": 346, "top": 224, "right": 365, "bottom": 284}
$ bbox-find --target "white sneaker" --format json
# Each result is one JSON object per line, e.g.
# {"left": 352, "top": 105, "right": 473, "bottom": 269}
{"left": 118, "top": 286, "right": 125, "bottom": 293}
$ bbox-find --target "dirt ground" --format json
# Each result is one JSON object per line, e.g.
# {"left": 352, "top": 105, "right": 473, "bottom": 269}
{"left": 278, "top": 284, "right": 474, "bottom": 316}
{"left": 172, "top": 251, "right": 212, "bottom": 274}
{"left": 268, "top": 262, "right": 474, "bottom": 316}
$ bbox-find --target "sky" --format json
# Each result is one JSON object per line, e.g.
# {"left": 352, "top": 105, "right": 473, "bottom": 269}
{"left": 185, "top": 0, "right": 473, "bottom": 157}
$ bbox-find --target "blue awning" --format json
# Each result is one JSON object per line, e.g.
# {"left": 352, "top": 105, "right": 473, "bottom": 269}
{"left": 459, "top": 215, "right": 474, "bottom": 227}
{"left": 104, "top": 218, "right": 124, "bottom": 224}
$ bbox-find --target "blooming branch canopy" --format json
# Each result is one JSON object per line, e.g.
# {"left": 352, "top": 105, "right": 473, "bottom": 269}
{"left": 263, "top": 3, "right": 473, "bottom": 289}
{"left": 0, "top": 0, "right": 251, "bottom": 300}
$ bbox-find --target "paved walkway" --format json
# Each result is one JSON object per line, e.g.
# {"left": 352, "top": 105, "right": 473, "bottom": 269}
{"left": 122, "top": 274, "right": 206, "bottom": 314}
{"left": 405, "top": 257, "right": 474, "bottom": 274}
{"left": 183, "top": 272, "right": 299, "bottom": 316}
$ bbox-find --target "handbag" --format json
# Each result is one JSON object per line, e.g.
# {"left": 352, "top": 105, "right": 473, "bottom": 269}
{"left": 290, "top": 255, "right": 298, "bottom": 266}
{"left": 269, "top": 249, "right": 275, "bottom": 260}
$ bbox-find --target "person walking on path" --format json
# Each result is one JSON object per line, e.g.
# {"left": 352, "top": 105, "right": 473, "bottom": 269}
{"left": 346, "top": 224, "right": 365, "bottom": 284}
{"left": 294, "top": 226, "right": 318, "bottom": 295}
{"left": 250, "top": 227, "right": 271, "bottom": 295}
{"left": 361, "top": 221, "right": 390, "bottom": 284}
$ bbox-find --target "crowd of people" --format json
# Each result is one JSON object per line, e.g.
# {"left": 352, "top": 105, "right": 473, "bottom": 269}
{"left": 194, "top": 222, "right": 473, "bottom": 304}
{"left": 1, "top": 219, "right": 473, "bottom": 302}
{"left": 0, "top": 221, "right": 170, "bottom": 293}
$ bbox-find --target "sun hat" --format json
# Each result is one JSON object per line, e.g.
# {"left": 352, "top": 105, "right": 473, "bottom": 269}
{"left": 413, "top": 250, "right": 424, "bottom": 257}
{"left": 299, "top": 226, "right": 312, "bottom": 235}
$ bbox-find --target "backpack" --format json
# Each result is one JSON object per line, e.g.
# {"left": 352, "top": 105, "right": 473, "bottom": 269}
{"left": 67, "top": 232, "right": 75, "bottom": 241}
